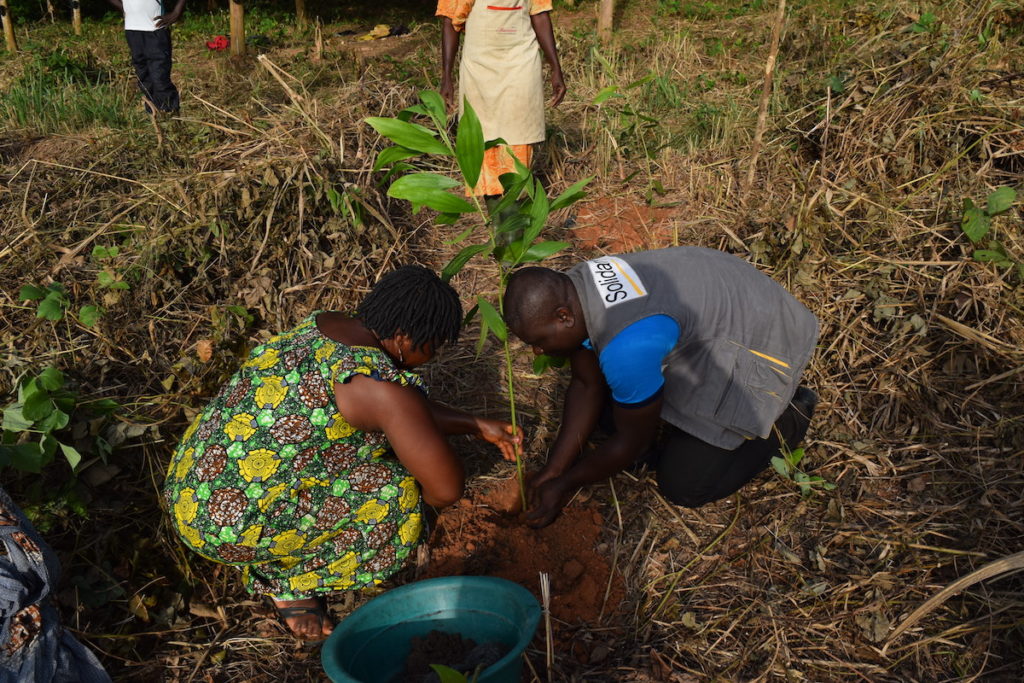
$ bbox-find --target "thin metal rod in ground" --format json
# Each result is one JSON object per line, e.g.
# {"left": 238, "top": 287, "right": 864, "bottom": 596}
{"left": 539, "top": 571, "right": 553, "bottom": 681}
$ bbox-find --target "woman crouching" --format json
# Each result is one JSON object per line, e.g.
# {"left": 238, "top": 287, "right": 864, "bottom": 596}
{"left": 163, "top": 266, "right": 519, "bottom": 639}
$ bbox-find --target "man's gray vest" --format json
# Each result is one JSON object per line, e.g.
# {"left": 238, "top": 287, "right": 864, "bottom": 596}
{"left": 566, "top": 247, "right": 819, "bottom": 449}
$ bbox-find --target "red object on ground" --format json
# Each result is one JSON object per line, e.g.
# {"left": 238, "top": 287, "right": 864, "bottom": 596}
{"left": 206, "top": 35, "right": 230, "bottom": 51}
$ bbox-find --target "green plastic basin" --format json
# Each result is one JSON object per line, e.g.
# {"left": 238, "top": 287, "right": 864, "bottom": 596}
{"left": 322, "top": 576, "right": 541, "bottom": 683}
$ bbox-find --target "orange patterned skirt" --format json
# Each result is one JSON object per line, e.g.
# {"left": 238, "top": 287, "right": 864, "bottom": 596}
{"left": 471, "top": 144, "right": 533, "bottom": 196}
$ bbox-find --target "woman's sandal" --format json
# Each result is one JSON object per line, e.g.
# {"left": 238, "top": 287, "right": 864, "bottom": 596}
{"left": 272, "top": 597, "right": 331, "bottom": 642}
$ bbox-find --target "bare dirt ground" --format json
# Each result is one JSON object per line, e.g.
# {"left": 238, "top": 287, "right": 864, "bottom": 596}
{"left": 2, "top": 0, "right": 1023, "bottom": 681}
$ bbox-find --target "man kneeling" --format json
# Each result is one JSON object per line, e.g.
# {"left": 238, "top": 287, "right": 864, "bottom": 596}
{"left": 503, "top": 246, "right": 820, "bottom": 527}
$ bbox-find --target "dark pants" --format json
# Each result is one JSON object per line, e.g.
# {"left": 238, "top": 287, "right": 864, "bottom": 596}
{"left": 655, "top": 390, "right": 815, "bottom": 507}
{"left": 125, "top": 29, "right": 179, "bottom": 113}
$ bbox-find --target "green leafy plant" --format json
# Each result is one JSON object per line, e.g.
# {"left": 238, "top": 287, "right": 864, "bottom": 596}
{"left": 771, "top": 447, "right": 835, "bottom": 498}
{"left": 326, "top": 184, "right": 367, "bottom": 228}
{"left": 532, "top": 352, "right": 567, "bottom": 375}
{"left": 1, "top": 367, "right": 117, "bottom": 473}
{"left": 909, "top": 11, "right": 937, "bottom": 34}
{"left": 961, "top": 186, "right": 1021, "bottom": 279}
{"left": 91, "top": 245, "right": 120, "bottom": 259}
{"left": 429, "top": 664, "right": 480, "bottom": 683}
{"left": 367, "top": 91, "right": 590, "bottom": 506}
{"left": 79, "top": 305, "right": 103, "bottom": 327}
{"left": 20, "top": 282, "right": 69, "bottom": 321}
{"left": 93, "top": 244, "right": 131, "bottom": 291}
{"left": 21, "top": 280, "right": 105, "bottom": 327}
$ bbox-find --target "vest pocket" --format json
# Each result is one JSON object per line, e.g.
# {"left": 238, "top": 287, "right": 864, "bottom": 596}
{"left": 715, "top": 347, "right": 792, "bottom": 439}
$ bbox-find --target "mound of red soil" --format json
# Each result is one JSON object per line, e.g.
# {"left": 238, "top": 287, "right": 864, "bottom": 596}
{"left": 424, "top": 479, "right": 624, "bottom": 628}
{"left": 572, "top": 197, "right": 676, "bottom": 252}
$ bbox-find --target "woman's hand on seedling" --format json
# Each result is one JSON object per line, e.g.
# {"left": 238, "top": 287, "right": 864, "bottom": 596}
{"left": 526, "top": 475, "right": 570, "bottom": 528}
{"left": 475, "top": 418, "right": 521, "bottom": 461}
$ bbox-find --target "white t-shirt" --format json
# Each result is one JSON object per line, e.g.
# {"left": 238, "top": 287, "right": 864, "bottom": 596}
{"left": 123, "top": 0, "right": 163, "bottom": 32}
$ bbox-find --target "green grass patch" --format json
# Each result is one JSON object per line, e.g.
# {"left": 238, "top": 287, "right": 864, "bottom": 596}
{"left": 658, "top": 0, "right": 767, "bottom": 19}
{"left": 0, "top": 50, "right": 139, "bottom": 135}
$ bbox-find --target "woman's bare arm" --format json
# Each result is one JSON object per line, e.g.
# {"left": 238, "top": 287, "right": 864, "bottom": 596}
{"left": 334, "top": 376, "right": 464, "bottom": 507}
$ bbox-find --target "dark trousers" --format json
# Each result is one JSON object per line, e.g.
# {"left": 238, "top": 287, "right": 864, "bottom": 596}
{"left": 655, "top": 393, "right": 814, "bottom": 508}
{"left": 125, "top": 29, "right": 180, "bottom": 113}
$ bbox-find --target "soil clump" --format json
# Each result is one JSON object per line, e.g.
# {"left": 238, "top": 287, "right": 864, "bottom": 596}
{"left": 398, "top": 630, "right": 507, "bottom": 683}
{"left": 424, "top": 479, "right": 625, "bottom": 629}
{"left": 571, "top": 197, "right": 676, "bottom": 252}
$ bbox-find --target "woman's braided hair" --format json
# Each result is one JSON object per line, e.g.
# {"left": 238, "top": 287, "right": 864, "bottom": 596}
{"left": 358, "top": 265, "right": 463, "bottom": 350}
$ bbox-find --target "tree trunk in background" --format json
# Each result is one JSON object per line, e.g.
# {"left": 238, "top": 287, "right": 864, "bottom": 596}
{"left": 46, "top": 0, "right": 55, "bottom": 23}
{"left": 72, "top": 0, "right": 82, "bottom": 36}
{"left": 313, "top": 20, "right": 323, "bottom": 61}
{"left": 598, "top": 0, "right": 614, "bottom": 42}
{"left": 207, "top": 0, "right": 216, "bottom": 11}
{"left": 295, "top": 0, "right": 307, "bottom": 29}
{"left": 230, "top": 0, "right": 245, "bottom": 56}
{"left": 1, "top": 0, "right": 17, "bottom": 52}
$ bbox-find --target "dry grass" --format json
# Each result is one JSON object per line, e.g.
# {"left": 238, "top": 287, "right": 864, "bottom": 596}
{"left": 2, "top": 0, "right": 1023, "bottom": 680}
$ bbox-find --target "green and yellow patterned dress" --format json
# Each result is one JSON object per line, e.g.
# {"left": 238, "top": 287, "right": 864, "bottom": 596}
{"left": 164, "top": 315, "right": 424, "bottom": 600}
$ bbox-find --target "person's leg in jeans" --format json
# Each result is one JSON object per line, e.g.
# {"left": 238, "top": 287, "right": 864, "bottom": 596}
{"left": 125, "top": 30, "right": 155, "bottom": 113}
{"left": 146, "top": 28, "right": 180, "bottom": 113}
{"left": 656, "top": 387, "right": 817, "bottom": 507}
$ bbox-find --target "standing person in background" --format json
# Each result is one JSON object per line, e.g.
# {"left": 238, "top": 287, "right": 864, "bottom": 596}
{"left": 437, "top": 0, "right": 565, "bottom": 205}
{"left": 107, "top": 0, "right": 185, "bottom": 114}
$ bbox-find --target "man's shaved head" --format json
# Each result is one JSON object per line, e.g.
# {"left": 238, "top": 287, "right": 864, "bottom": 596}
{"left": 503, "top": 267, "right": 574, "bottom": 334}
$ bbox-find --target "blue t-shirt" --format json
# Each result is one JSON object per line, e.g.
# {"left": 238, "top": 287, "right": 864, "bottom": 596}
{"left": 582, "top": 314, "right": 681, "bottom": 408}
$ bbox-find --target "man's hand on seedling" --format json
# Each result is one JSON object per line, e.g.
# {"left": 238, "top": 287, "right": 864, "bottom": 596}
{"left": 526, "top": 474, "right": 571, "bottom": 528}
{"left": 528, "top": 464, "right": 561, "bottom": 493}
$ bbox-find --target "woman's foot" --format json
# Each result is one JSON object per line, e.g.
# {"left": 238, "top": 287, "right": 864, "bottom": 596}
{"left": 272, "top": 597, "right": 333, "bottom": 640}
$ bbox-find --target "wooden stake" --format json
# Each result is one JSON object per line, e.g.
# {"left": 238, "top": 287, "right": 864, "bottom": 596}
{"left": 295, "top": 0, "right": 307, "bottom": 30}
{"left": 312, "top": 20, "right": 323, "bottom": 62}
{"left": 744, "top": 0, "right": 786, "bottom": 194}
{"left": 1, "top": 0, "right": 18, "bottom": 52}
{"left": 229, "top": 0, "right": 245, "bottom": 56}
{"left": 72, "top": 0, "right": 82, "bottom": 36}
{"left": 598, "top": 0, "right": 614, "bottom": 43}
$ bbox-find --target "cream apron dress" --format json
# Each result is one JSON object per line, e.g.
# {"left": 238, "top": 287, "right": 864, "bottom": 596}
{"left": 460, "top": 1, "right": 546, "bottom": 146}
